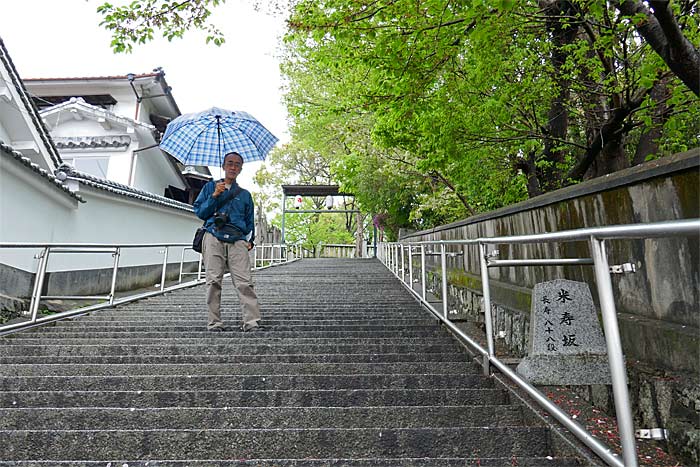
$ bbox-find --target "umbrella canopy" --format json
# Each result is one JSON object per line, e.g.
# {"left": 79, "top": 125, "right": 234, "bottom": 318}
{"left": 159, "top": 107, "right": 279, "bottom": 167}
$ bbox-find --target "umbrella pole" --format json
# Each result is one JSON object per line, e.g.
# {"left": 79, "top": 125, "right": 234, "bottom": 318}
{"left": 216, "top": 116, "right": 223, "bottom": 180}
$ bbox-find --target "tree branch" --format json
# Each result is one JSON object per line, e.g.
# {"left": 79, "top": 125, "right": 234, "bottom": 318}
{"left": 613, "top": 0, "right": 700, "bottom": 96}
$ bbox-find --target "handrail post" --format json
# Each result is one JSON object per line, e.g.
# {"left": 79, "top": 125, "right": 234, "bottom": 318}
{"left": 420, "top": 245, "right": 426, "bottom": 301}
{"left": 590, "top": 237, "right": 639, "bottom": 467}
{"left": 408, "top": 245, "right": 414, "bottom": 291}
{"left": 197, "top": 254, "right": 204, "bottom": 281}
{"left": 400, "top": 244, "right": 406, "bottom": 283}
{"left": 28, "top": 247, "right": 51, "bottom": 322}
{"left": 440, "top": 243, "right": 448, "bottom": 320}
{"left": 388, "top": 243, "right": 396, "bottom": 275}
{"left": 108, "top": 247, "right": 121, "bottom": 305}
{"left": 389, "top": 244, "right": 393, "bottom": 274}
{"left": 179, "top": 248, "right": 186, "bottom": 283}
{"left": 478, "top": 242, "right": 495, "bottom": 376}
{"left": 160, "top": 246, "right": 169, "bottom": 291}
{"left": 394, "top": 244, "right": 399, "bottom": 276}
{"left": 394, "top": 244, "right": 398, "bottom": 276}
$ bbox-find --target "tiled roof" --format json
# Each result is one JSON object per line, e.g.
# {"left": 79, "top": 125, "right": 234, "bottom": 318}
{"left": 22, "top": 72, "right": 160, "bottom": 82}
{"left": 0, "top": 37, "right": 63, "bottom": 167}
{"left": 0, "top": 140, "right": 84, "bottom": 203}
{"left": 56, "top": 164, "right": 194, "bottom": 213}
{"left": 24, "top": 68, "right": 181, "bottom": 117}
{"left": 41, "top": 98, "right": 157, "bottom": 134}
{"left": 54, "top": 135, "right": 132, "bottom": 150}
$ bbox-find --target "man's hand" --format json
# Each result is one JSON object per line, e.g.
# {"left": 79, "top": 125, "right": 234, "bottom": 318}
{"left": 246, "top": 242, "right": 254, "bottom": 251}
{"left": 213, "top": 182, "right": 226, "bottom": 198}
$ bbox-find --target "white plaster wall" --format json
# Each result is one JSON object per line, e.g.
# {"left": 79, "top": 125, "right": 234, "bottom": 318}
{"left": 105, "top": 150, "right": 133, "bottom": 185}
{"left": 110, "top": 88, "right": 138, "bottom": 119}
{"left": 0, "top": 120, "right": 10, "bottom": 142}
{"left": 132, "top": 147, "right": 184, "bottom": 194}
{"left": 0, "top": 156, "right": 201, "bottom": 273}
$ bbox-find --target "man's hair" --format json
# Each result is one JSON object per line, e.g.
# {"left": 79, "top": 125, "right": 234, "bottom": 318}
{"left": 222, "top": 152, "right": 243, "bottom": 167}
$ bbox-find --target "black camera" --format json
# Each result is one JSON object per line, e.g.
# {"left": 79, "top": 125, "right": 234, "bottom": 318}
{"left": 213, "top": 212, "right": 229, "bottom": 228}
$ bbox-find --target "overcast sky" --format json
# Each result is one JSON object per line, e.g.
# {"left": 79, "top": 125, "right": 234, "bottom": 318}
{"left": 0, "top": 0, "right": 289, "bottom": 188}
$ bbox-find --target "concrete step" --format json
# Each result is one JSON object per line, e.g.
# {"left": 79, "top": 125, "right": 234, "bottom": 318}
{"left": 0, "top": 361, "right": 477, "bottom": 377}
{"left": 0, "top": 388, "right": 510, "bottom": 408}
{"left": 0, "top": 342, "right": 460, "bottom": 357}
{"left": 0, "top": 373, "right": 493, "bottom": 391}
{"left": 0, "top": 336, "right": 456, "bottom": 346}
{"left": 0, "top": 426, "right": 553, "bottom": 460}
{"left": 32, "top": 324, "right": 442, "bottom": 333}
{"left": 0, "top": 259, "right": 586, "bottom": 464}
{"left": 0, "top": 405, "right": 526, "bottom": 430}
{"left": 86, "top": 308, "right": 429, "bottom": 316}
{"left": 51, "top": 318, "right": 436, "bottom": 326}
{"left": 0, "top": 352, "right": 467, "bottom": 364}
{"left": 14, "top": 329, "right": 447, "bottom": 339}
{"left": 0, "top": 458, "right": 585, "bottom": 466}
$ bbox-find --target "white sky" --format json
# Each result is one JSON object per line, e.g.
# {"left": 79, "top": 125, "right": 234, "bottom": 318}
{"left": 0, "top": 0, "right": 289, "bottom": 189}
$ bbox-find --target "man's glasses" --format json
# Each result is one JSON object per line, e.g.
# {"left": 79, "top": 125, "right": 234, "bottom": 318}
{"left": 224, "top": 161, "right": 243, "bottom": 168}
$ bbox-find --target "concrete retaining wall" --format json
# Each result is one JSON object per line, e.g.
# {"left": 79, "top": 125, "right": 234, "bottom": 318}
{"left": 0, "top": 261, "right": 199, "bottom": 321}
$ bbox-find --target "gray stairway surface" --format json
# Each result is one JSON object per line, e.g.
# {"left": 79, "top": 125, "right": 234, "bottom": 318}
{"left": 0, "top": 258, "right": 588, "bottom": 466}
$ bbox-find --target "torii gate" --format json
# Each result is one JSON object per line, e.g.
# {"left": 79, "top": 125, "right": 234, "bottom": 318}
{"left": 280, "top": 185, "right": 370, "bottom": 257}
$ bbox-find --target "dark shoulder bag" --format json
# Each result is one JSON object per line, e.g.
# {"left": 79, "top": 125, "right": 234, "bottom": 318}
{"left": 192, "top": 223, "right": 207, "bottom": 253}
{"left": 192, "top": 186, "right": 242, "bottom": 253}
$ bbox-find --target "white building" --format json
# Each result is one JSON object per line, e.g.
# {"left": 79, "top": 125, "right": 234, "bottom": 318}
{"left": 24, "top": 69, "right": 211, "bottom": 203}
{"left": 0, "top": 37, "right": 205, "bottom": 310}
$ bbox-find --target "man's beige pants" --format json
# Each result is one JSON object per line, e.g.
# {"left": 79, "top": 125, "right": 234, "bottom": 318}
{"left": 202, "top": 232, "right": 261, "bottom": 330}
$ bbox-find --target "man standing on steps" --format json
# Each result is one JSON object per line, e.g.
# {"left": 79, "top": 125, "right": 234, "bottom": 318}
{"left": 193, "top": 152, "right": 263, "bottom": 333}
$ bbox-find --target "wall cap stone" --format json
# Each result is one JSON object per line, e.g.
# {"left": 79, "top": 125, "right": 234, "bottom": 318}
{"left": 402, "top": 148, "right": 699, "bottom": 239}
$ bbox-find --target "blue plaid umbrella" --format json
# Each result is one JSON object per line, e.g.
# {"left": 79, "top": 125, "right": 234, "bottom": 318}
{"left": 159, "top": 107, "right": 279, "bottom": 166}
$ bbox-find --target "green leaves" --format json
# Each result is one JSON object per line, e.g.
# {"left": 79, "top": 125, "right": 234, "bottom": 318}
{"left": 96, "top": 0, "right": 699, "bottom": 232}
{"left": 280, "top": 0, "right": 698, "bottom": 233}
{"left": 96, "top": 0, "right": 226, "bottom": 53}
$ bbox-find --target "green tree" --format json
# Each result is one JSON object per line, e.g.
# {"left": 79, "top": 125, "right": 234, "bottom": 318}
{"left": 255, "top": 141, "right": 362, "bottom": 246}
{"left": 99, "top": 0, "right": 699, "bottom": 234}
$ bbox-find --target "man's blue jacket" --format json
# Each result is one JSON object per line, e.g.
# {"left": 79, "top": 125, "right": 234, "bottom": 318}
{"left": 193, "top": 179, "right": 255, "bottom": 244}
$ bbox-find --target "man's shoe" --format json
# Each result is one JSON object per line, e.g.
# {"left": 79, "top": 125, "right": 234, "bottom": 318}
{"left": 242, "top": 325, "right": 265, "bottom": 333}
{"left": 208, "top": 326, "right": 226, "bottom": 332}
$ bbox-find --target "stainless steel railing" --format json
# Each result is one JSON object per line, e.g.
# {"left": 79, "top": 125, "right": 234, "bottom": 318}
{"left": 0, "top": 241, "right": 298, "bottom": 336}
{"left": 254, "top": 243, "right": 305, "bottom": 268}
{"left": 378, "top": 218, "right": 700, "bottom": 467}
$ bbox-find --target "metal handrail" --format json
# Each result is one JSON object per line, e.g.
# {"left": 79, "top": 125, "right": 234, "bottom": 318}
{"left": 0, "top": 241, "right": 299, "bottom": 336}
{"left": 253, "top": 243, "right": 305, "bottom": 269}
{"left": 378, "top": 218, "right": 700, "bottom": 467}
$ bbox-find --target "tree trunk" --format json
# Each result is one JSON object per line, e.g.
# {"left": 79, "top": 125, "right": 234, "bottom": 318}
{"left": 613, "top": 0, "right": 700, "bottom": 96}
{"left": 633, "top": 78, "right": 671, "bottom": 165}
{"left": 355, "top": 211, "right": 363, "bottom": 258}
{"left": 586, "top": 131, "right": 629, "bottom": 179}
{"left": 538, "top": 0, "right": 580, "bottom": 191}
{"left": 515, "top": 150, "right": 543, "bottom": 198}
{"left": 568, "top": 87, "right": 648, "bottom": 181}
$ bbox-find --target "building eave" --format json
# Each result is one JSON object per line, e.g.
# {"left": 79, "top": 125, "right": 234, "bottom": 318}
{"left": 0, "top": 36, "right": 63, "bottom": 168}
{"left": 0, "top": 140, "right": 84, "bottom": 203}
{"left": 55, "top": 164, "right": 194, "bottom": 213}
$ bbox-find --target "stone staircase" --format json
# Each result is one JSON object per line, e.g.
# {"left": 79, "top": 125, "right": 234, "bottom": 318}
{"left": 0, "top": 258, "right": 590, "bottom": 465}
